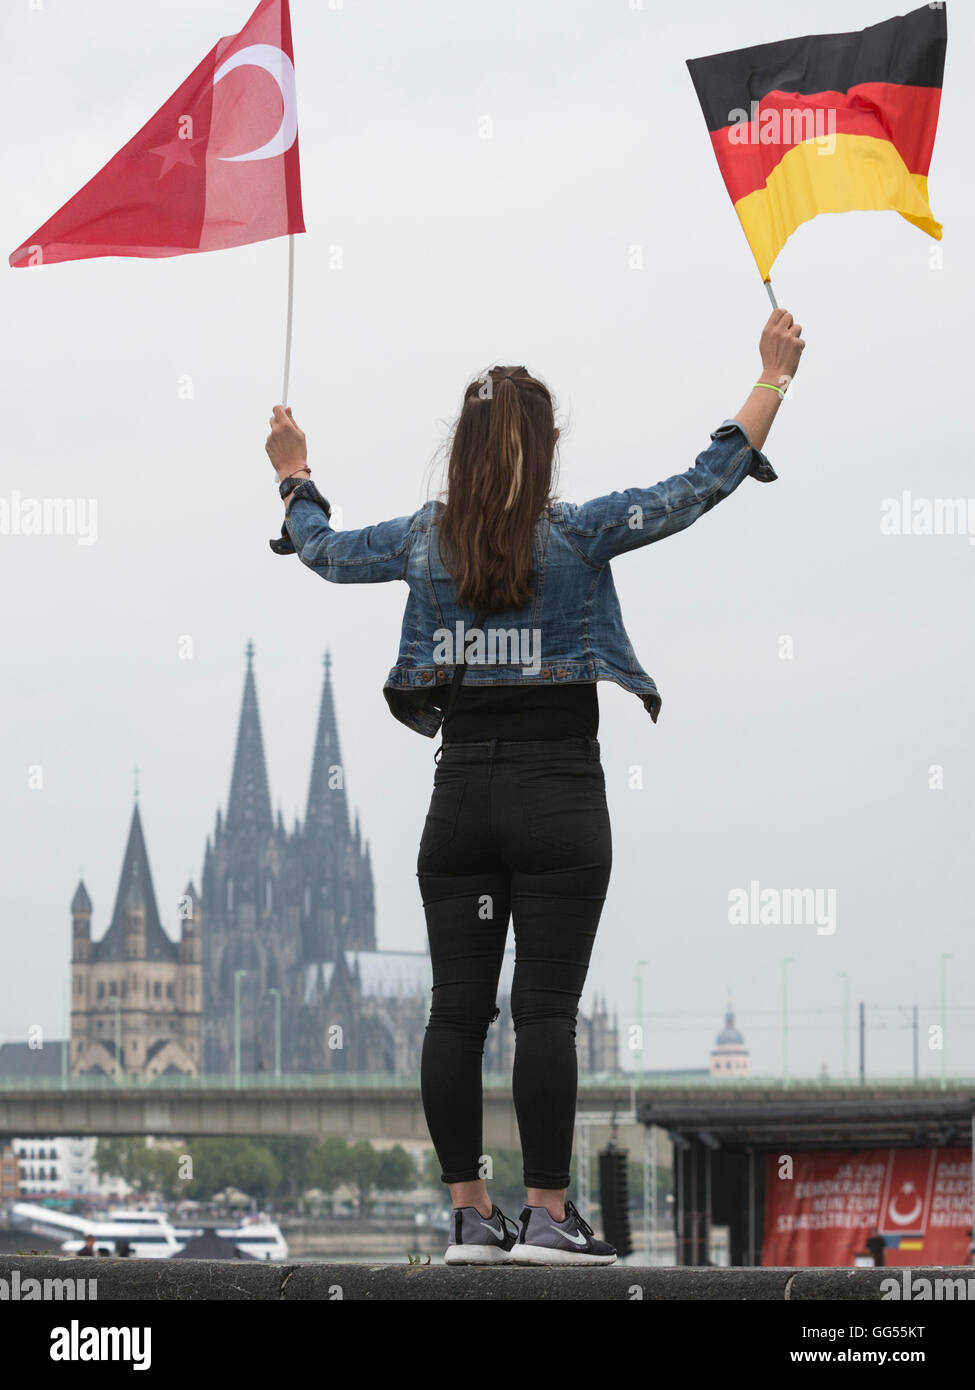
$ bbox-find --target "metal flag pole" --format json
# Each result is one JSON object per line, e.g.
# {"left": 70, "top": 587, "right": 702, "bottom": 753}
{"left": 282, "top": 233, "right": 295, "bottom": 405}
{"left": 763, "top": 278, "right": 778, "bottom": 309}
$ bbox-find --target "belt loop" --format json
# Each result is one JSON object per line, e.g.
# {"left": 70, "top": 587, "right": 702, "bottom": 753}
{"left": 434, "top": 743, "right": 444, "bottom": 765}
{"left": 488, "top": 738, "right": 498, "bottom": 759}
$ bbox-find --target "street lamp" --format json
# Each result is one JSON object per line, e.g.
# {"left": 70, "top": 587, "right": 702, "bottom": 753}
{"left": 234, "top": 969, "right": 248, "bottom": 1089}
{"left": 268, "top": 987, "right": 282, "bottom": 1079}
{"left": 633, "top": 961, "right": 649, "bottom": 1087}
{"left": 782, "top": 957, "right": 796, "bottom": 1089}
{"left": 939, "top": 953, "right": 952, "bottom": 1092}
{"left": 836, "top": 971, "right": 849, "bottom": 1080}
{"left": 109, "top": 989, "right": 122, "bottom": 1083}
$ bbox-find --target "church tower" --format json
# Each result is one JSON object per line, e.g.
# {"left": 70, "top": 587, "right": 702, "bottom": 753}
{"left": 710, "top": 1001, "right": 750, "bottom": 1077}
{"left": 69, "top": 802, "right": 201, "bottom": 1078}
{"left": 201, "top": 642, "right": 294, "bottom": 1073}
{"left": 199, "top": 645, "right": 377, "bottom": 1074}
{"left": 299, "top": 651, "right": 376, "bottom": 965}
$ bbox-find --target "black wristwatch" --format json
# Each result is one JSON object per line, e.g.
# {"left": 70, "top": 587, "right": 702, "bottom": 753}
{"left": 278, "top": 471, "right": 309, "bottom": 499}
{"left": 269, "top": 476, "right": 332, "bottom": 555}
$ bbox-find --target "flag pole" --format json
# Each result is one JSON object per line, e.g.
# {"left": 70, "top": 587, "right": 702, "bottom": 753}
{"left": 282, "top": 233, "right": 295, "bottom": 405}
{"left": 763, "top": 278, "right": 778, "bottom": 310}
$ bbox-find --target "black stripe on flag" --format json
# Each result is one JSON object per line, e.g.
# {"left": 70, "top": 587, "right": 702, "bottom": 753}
{"left": 687, "top": 3, "right": 947, "bottom": 133}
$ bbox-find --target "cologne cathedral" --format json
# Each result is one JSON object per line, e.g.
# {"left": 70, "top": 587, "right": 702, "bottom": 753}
{"left": 69, "top": 646, "right": 619, "bottom": 1078}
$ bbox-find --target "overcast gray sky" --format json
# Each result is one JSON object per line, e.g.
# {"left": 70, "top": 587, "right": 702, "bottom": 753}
{"left": 2, "top": 0, "right": 972, "bottom": 1079}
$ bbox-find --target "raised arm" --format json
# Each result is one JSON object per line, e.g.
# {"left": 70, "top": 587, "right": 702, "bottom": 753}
{"left": 561, "top": 309, "right": 805, "bottom": 566}
{"left": 264, "top": 405, "right": 416, "bottom": 583}
{"left": 733, "top": 309, "right": 805, "bottom": 451}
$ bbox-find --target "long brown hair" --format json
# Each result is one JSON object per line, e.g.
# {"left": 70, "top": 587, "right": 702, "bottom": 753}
{"left": 438, "top": 365, "right": 558, "bottom": 614}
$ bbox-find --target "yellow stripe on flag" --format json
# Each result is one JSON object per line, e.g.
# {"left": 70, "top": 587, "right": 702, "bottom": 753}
{"left": 733, "top": 133, "right": 942, "bottom": 280}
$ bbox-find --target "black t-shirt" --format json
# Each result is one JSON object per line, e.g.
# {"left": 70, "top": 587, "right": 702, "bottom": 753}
{"left": 439, "top": 682, "right": 599, "bottom": 743}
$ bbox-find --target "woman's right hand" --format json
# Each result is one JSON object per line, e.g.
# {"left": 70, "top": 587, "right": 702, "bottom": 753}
{"left": 759, "top": 309, "right": 805, "bottom": 386}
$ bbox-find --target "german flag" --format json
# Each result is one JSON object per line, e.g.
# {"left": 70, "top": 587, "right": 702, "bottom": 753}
{"left": 686, "top": 5, "right": 946, "bottom": 280}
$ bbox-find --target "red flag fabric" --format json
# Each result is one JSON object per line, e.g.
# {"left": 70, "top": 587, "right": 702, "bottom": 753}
{"left": 9, "top": 0, "right": 304, "bottom": 268}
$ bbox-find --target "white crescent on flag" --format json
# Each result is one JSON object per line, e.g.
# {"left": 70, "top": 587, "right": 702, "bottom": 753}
{"left": 887, "top": 1190, "right": 924, "bottom": 1227}
{"left": 213, "top": 43, "right": 298, "bottom": 162}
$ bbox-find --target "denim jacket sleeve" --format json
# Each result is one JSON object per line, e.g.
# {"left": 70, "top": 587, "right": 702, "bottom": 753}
{"left": 559, "top": 420, "right": 776, "bottom": 566}
{"left": 283, "top": 494, "right": 417, "bottom": 583}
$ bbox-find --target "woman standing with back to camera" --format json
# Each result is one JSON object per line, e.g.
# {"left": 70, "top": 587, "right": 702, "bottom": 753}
{"left": 265, "top": 308, "right": 805, "bottom": 1266}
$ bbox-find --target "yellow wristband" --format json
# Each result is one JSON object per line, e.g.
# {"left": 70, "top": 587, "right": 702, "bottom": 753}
{"left": 754, "top": 381, "right": 785, "bottom": 397}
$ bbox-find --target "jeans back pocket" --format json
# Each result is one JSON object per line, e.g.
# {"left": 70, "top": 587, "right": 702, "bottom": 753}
{"left": 418, "top": 772, "right": 468, "bottom": 862}
{"left": 518, "top": 764, "right": 608, "bottom": 851}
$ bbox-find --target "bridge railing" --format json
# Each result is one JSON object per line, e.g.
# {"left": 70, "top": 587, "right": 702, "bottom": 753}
{"left": 1, "top": 1072, "right": 973, "bottom": 1093}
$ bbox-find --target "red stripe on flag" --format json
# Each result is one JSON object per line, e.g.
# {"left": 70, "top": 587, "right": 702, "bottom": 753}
{"left": 709, "top": 82, "right": 942, "bottom": 205}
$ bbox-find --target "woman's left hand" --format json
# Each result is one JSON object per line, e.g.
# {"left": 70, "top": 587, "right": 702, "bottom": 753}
{"left": 265, "top": 405, "right": 308, "bottom": 480}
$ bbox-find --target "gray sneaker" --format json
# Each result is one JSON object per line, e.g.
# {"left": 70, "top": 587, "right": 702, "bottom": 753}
{"left": 444, "top": 1204, "right": 519, "bottom": 1265}
{"left": 511, "top": 1200, "right": 617, "bottom": 1265}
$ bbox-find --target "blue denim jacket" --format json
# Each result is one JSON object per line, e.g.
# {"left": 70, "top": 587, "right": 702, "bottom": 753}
{"left": 281, "top": 420, "right": 775, "bottom": 736}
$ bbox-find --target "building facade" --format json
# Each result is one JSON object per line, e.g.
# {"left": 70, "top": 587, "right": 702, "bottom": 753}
{"left": 0, "top": 1145, "right": 19, "bottom": 1200}
{"left": 68, "top": 808, "right": 203, "bottom": 1079}
{"left": 10, "top": 1137, "right": 101, "bottom": 1197}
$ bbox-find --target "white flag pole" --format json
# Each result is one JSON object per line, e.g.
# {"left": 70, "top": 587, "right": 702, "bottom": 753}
{"left": 282, "top": 233, "right": 295, "bottom": 405}
{"left": 763, "top": 278, "right": 778, "bottom": 310}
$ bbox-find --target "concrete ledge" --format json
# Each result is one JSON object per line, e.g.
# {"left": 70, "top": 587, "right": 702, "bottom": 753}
{"left": 3, "top": 1256, "right": 971, "bottom": 1301}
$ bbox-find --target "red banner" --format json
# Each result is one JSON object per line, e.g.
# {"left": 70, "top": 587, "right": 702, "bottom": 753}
{"left": 762, "top": 1149, "right": 972, "bottom": 1266}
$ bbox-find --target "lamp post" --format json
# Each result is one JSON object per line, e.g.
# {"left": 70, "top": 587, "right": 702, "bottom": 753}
{"left": 633, "top": 961, "right": 649, "bottom": 1086}
{"left": 62, "top": 974, "right": 70, "bottom": 1088}
{"left": 268, "top": 987, "right": 282, "bottom": 1079}
{"left": 234, "top": 969, "right": 248, "bottom": 1089}
{"left": 782, "top": 956, "right": 796, "bottom": 1089}
{"left": 109, "top": 989, "right": 121, "bottom": 1083}
{"left": 836, "top": 971, "right": 849, "bottom": 1080}
{"left": 939, "top": 953, "right": 952, "bottom": 1091}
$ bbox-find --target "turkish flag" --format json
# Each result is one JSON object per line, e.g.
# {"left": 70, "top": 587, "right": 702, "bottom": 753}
{"left": 9, "top": 0, "right": 304, "bottom": 268}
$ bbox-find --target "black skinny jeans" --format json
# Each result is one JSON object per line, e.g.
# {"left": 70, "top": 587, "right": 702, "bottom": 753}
{"left": 417, "top": 737, "right": 612, "bottom": 1190}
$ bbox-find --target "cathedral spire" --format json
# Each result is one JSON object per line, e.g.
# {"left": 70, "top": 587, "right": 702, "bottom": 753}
{"left": 305, "top": 649, "right": 349, "bottom": 838}
{"left": 226, "top": 640, "right": 273, "bottom": 836}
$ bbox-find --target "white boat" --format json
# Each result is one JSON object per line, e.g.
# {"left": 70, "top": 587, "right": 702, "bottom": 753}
{"left": 11, "top": 1202, "right": 182, "bottom": 1258}
{"left": 11, "top": 1201, "right": 287, "bottom": 1259}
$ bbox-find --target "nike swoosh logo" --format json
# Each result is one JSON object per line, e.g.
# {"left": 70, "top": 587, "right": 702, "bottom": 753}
{"left": 560, "top": 1229, "right": 589, "bottom": 1247}
{"left": 478, "top": 1219, "right": 506, "bottom": 1241}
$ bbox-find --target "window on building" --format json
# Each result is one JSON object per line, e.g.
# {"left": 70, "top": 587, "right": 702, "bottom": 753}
{"left": 166, "top": 982, "right": 174, "bottom": 1000}
{"left": 97, "top": 981, "right": 105, "bottom": 1001}
{"left": 153, "top": 982, "right": 162, "bottom": 1000}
